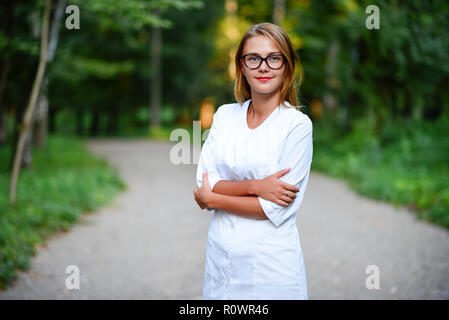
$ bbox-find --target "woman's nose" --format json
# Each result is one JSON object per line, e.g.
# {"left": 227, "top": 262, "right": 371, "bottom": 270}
{"left": 258, "top": 60, "right": 270, "bottom": 71}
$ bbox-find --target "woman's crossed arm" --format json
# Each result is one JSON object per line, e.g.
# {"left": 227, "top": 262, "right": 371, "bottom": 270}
{"left": 193, "top": 170, "right": 299, "bottom": 220}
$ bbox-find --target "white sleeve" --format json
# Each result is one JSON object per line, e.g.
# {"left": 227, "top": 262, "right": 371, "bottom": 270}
{"left": 196, "top": 109, "right": 224, "bottom": 191}
{"left": 258, "top": 119, "right": 313, "bottom": 227}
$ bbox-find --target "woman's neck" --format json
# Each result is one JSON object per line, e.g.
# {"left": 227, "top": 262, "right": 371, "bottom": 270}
{"left": 249, "top": 91, "right": 281, "bottom": 119}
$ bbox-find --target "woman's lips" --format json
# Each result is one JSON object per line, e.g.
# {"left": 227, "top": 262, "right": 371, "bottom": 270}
{"left": 256, "top": 77, "right": 272, "bottom": 82}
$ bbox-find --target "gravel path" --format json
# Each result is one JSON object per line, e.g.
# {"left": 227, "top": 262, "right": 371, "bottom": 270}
{"left": 1, "top": 139, "right": 448, "bottom": 299}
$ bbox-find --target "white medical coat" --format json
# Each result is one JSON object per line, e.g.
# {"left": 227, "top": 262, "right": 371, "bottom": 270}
{"left": 196, "top": 99, "right": 313, "bottom": 300}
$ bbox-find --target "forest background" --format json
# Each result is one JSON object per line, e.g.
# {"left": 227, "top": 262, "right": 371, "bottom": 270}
{"left": 0, "top": 0, "right": 448, "bottom": 289}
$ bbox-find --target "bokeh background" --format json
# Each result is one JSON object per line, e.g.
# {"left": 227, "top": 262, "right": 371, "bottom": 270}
{"left": 0, "top": 0, "right": 448, "bottom": 298}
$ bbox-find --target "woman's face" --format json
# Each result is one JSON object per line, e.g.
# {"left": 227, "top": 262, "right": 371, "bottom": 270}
{"left": 241, "top": 35, "right": 286, "bottom": 96}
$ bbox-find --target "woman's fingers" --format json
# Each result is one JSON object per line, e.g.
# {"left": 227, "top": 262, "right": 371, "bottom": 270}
{"left": 194, "top": 197, "right": 207, "bottom": 209}
{"left": 273, "top": 168, "right": 290, "bottom": 179}
{"left": 275, "top": 198, "right": 291, "bottom": 207}
{"left": 194, "top": 190, "right": 205, "bottom": 208}
{"left": 287, "top": 191, "right": 296, "bottom": 199}
{"left": 281, "top": 181, "right": 299, "bottom": 193}
{"left": 194, "top": 186, "right": 209, "bottom": 210}
{"left": 280, "top": 195, "right": 294, "bottom": 203}
{"left": 276, "top": 190, "right": 296, "bottom": 202}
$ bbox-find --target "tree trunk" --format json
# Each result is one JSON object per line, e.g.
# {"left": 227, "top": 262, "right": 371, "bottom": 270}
{"left": 32, "top": 0, "right": 65, "bottom": 148}
{"left": 32, "top": 78, "right": 49, "bottom": 148}
{"left": 47, "top": 0, "right": 65, "bottom": 62}
{"left": 273, "top": 0, "right": 285, "bottom": 25}
{"left": 150, "top": 9, "right": 162, "bottom": 128}
{"left": 323, "top": 39, "right": 340, "bottom": 112}
{"left": 9, "top": 76, "right": 35, "bottom": 171}
{"left": 9, "top": 0, "right": 52, "bottom": 205}
{"left": 21, "top": 130, "right": 33, "bottom": 168}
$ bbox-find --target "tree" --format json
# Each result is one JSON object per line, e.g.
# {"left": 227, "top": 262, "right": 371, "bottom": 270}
{"left": 33, "top": 0, "right": 66, "bottom": 148}
{"left": 72, "top": 0, "right": 204, "bottom": 128}
{"left": 151, "top": 9, "right": 162, "bottom": 127}
{"left": 273, "top": 0, "right": 285, "bottom": 25}
{"left": 10, "top": 0, "right": 52, "bottom": 204}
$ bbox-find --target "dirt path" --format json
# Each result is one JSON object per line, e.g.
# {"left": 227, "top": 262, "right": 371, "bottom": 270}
{"left": 1, "top": 139, "right": 448, "bottom": 299}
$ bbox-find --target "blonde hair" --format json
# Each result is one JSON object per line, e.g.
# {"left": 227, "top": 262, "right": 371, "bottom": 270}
{"left": 234, "top": 22, "right": 304, "bottom": 109}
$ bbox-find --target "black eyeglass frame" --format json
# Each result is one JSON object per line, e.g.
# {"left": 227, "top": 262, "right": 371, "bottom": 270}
{"left": 240, "top": 53, "right": 286, "bottom": 70}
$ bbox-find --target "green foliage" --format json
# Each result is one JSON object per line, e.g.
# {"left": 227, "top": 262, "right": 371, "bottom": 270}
{"left": 0, "top": 30, "right": 39, "bottom": 57}
{"left": 313, "top": 115, "right": 449, "bottom": 229}
{"left": 0, "top": 136, "right": 126, "bottom": 289}
{"left": 292, "top": 0, "right": 449, "bottom": 121}
{"left": 73, "top": 0, "right": 204, "bottom": 30}
{"left": 58, "top": 55, "right": 136, "bottom": 80}
{"left": 162, "top": 0, "right": 225, "bottom": 113}
{"left": 2, "top": 0, "right": 449, "bottom": 237}
{"left": 148, "top": 125, "right": 175, "bottom": 140}
{"left": 39, "top": 0, "right": 225, "bottom": 136}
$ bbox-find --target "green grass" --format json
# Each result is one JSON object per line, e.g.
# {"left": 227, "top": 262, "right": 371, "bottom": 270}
{"left": 0, "top": 135, "right": 126, "bottom": 289}
{"left": 312, "top": 115, "right": 449, "bottom": 230}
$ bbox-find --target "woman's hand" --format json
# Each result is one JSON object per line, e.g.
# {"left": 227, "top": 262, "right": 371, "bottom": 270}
{"left": 193, "top": 172, "right": 214, "bottom": 209}
{"left": 255, "top": 168, "right": 299, "bottom": 207}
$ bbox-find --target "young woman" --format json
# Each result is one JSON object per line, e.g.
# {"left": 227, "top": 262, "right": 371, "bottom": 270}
{"left": 193, "top": 22, "right": 313, "bottom": 300}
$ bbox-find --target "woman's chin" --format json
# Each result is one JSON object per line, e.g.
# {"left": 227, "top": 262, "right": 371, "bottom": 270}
{"left": 252, "top": 88, "right": 280, "bottom": 96}
{"left": 249, "top": 83, "right": 281, "bottom": 95}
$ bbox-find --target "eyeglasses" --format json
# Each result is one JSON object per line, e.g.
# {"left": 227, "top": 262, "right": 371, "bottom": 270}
{"left": 241, "top": 54, "right": 285, "bottom": 70}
